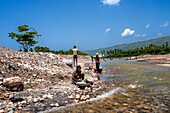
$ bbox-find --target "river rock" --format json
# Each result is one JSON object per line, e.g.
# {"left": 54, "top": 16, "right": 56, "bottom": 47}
{"left": 3, "top": 77, "right": 24, "bottom": 91}
{"left": 50, "top": 104, "right": 55, "bottom": 107}
{"left": 0, "top": 110, "right": 4, "bottom": 113}
{"left": 55, "top": 103, "right": 59, "bottom": 107}
{"left": 33, "top": 98, "right": 38, "bottom": 103}
{"left": 68, "top": 95, "right": 74, "bottom": 99}
{"left": 80, "top": 95, "right": 86, "bottom": 101}
{"left": 75, "top": 94, "right": 80, "bottom": 100}
{"left": 73, "top": 99, "right": 79, "bottom": 103}
{"left": 43, "top": 95, "right": 53, "bottom": 99}
{"left": 0, "top": 86, "right": 6, "bottom": 93}
{"left": 86, "top": 95, "right": 90, "bottom": 99}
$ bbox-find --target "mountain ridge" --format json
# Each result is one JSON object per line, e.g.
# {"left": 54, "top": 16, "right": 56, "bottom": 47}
{"left": 83, "top": 36, "right": 170, "bottom": 56}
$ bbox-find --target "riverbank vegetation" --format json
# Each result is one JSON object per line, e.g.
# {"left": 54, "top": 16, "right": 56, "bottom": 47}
{"left": 34, "top": 46, "right": 87, "bottom": 55}
{"left": 102, "top": 42, "right": 170, "bottom": 58}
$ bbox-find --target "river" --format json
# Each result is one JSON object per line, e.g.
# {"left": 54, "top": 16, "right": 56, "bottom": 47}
{"left": 44, "top": 59, "right": 170, "bottom": 113}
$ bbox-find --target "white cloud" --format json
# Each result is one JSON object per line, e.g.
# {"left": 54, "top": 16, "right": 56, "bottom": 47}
{"left": 161, "top": 21, "right": 169, "bottom": 27}
{"left": 145, "top": 24, "right": 150, "bottom": 28}
{"left": 105, "top": 28, "right": 111, "bottom": 33}
{"left": 157, "top": 33, "right": 162, "bottom": 36}
{"left": 101, "top": 0, "right": 121, "bottom": 6}
{"left": 135, "top": 34, "right": 140, "bottom": 37}
{"left": 121, "top": 28, "right": 135, "bottom": 37}
{"left": 141, "top": 34, "right": 146, "bottom": 37}
{"left": 135, "top": 34, "right": 147, "bottom": 38}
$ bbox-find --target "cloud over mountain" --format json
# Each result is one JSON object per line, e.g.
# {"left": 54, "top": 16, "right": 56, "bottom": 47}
{"left": 121, "top": 28, "right": 135, "bottom": 37}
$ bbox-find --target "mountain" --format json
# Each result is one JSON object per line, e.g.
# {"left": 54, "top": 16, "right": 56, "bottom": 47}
{"left": 83, "top": 36, "right": 170, "bottom": 56}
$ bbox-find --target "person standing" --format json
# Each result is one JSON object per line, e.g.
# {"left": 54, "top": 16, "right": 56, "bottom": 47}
{"left": 72, "top": 45, "right": 78, "bottom": 66}
{"left": 95, "top": 53, "right": 100, "bottom": 72}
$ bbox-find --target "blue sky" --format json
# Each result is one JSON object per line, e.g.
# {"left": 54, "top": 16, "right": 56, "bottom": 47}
{"left": 0, "top": 0, "right": 170, "bottom": 51}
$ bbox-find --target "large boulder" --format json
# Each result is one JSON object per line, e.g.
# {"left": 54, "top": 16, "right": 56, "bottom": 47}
{"left": 3, "top": 77, "right": 24, "bottom": 91}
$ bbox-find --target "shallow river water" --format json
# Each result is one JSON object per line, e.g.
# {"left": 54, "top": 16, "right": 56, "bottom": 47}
{"left": 44, "top": 59, "right": 170, "bottom": 113}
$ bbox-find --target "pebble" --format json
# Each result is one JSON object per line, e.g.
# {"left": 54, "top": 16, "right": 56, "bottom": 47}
{"left": 50, "top": 104, "right": 55, "bottom": 107}
{"left": 68, "top": 95, "right": 74, "bottom": 99}
{"left": 18, "top": 107, "right": 22, "bottom": 110}
{"left": 75, "top": 94, "right": 80, "bottom": 100}
{"left": 39, "top": 98, "right": 45, "bottom": 102}
{"left": 55, "top": 103, "right": 59, "bottom": 107}
{"left": 80, "top": 95, "right": 86, "bottom": 101}
{"left": 33, "top": 98, "right": 38, "bottom": 103}
{"left": 86, "top": 95, "right": 90, "bottom": 99}
{"left": 73, "top": 99, "right": 79, "bottom": 103}
{"left": 0, "top": 110, "right": 4, "bottom": 113}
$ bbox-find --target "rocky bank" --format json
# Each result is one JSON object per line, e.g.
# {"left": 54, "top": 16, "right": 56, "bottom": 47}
{"left": 129, "top": 54, "right": 170, "bottom": 67}
{"left": 0, "top": 46, "right": 101, "bottom": 113}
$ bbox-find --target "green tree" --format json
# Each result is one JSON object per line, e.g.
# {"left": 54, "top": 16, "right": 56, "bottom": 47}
{"left": 165, "top": 42, "right": 168, "bottom": 48}
{"left": 9, "top": 25, "right": 41, "bottom": 52}
{"left": 29, "top": 48, "right": 33, "bottom": 52}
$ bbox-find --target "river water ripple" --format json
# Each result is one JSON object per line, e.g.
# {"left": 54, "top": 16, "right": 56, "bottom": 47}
{"left": 44, "top": 59, "right": 170, "bottom": 113}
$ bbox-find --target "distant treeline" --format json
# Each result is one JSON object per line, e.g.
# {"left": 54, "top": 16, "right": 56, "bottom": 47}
{"left": 27, "top": 46, "right": 87, "bottom": 55}
{"left": 102, "top": 42, "right": 170, "bottom": 58}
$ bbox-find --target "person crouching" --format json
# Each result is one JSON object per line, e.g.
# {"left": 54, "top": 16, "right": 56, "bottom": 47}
{"left": 72, "top": 65, "right": 84, "bottom": 84}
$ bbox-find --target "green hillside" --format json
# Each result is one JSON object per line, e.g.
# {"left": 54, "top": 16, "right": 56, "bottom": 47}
{"left": 83, "top": 36, "right": 170, "bottom": 56}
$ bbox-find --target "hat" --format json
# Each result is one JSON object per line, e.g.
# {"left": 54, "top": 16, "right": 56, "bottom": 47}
{"left": 96, "top": 53, "right": 99, "bottom": 55}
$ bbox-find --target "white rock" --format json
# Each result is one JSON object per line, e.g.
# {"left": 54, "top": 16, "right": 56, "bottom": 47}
{"left": 33, "top": 98, "right": 38, "bottom": 103}
{"left": 0, "top": 110, "right": 4, "bottom": 113}
{"left": 55, "top": 103, "right": 59, "bottom": 107}
{"left": 68, "top": 95, "right": 74, "bottom": 99}
{"left": 75, "top": 94, "right": 80, "bottom": 100}
{"left": 80, "top": 95, "right": 86, "bottom": 101}
{"left": 43, "top": 95, "right": 53, "bottom": 99}
{"left": 50, "top": 104, "right": 54, "bottom": 107}
{"left": 18, "top": 107, "right": 22, "bottom": 110}
{"left": 21, "top": 101, "right": 27, "bottom": 104}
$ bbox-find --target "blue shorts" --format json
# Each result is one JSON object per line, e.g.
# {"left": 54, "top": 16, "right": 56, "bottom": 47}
{"left": 73, "top": 55, "right": 77, "bottom": 59}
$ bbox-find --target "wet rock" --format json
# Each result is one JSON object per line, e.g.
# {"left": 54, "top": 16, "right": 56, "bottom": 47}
{"left": 0, "top": 81, "right": 3, "bottom": 85}
{"left": 33, "top": 98, "right": 38, "bottom": 103}
{"left": 43, "top": 95, "right": 53, "bottom": 99}
{"left": 0, "top": 77, "right": 3, "bottom": 81}
{"left": 73, "top": 99, "right": 79, "bottom": 103}
{"left": 68, "top": 95, "right": 74, "bottom": 99}
{"left": 0, "top": 109, "right": 4, "bottom": 113}
{"left": 50, "top": 104, "right": 55, "bottom": 107}
{"left": 80, "top": 95, "right": 86, "bottom": 101}
{"left": 86, "top": 95, "right": 90, "bottom": 99}
{"left": 4, "top": 94, "right": 9, "bottom": 98}
{"left": 39, "top": 98, "right": 45, "bottom": 102}
{"left": 114, "top": 103, "right": 120, "bottom": 106}
{"left": 75, "top": 94, "right": 80, "bottom": 100}
{"left": 18, "top": 106, "right": 22, "bottom": 110}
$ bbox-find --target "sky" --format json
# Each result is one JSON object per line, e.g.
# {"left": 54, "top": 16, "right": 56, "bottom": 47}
{"left": 0, "top": 0, "right": 170, "bottom": 51}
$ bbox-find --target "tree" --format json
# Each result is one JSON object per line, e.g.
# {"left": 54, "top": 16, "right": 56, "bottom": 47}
{"left": 29, "top": 48, "right": 33, "bottom": 52}
{"left": 9, "top": 25, "right": 41, "bottom": 52}
{"left": 165, "top": 42, "right": 168, "bottom": 48}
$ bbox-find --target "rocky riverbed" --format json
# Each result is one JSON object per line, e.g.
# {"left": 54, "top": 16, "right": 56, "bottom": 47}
{"left": 46, "top": 58, "right": 170, "bottom": 113}
{"left": 0, "top": 46, "right": 103, "bottom": 113}
{"left": 129, "top": 54, "right": 170, "bottom": 67}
